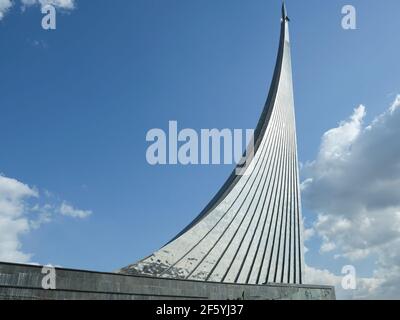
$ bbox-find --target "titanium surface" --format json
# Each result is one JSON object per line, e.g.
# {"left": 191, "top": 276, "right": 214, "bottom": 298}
{"left": 120, "top": 3, "right": 305, "bottom": 285}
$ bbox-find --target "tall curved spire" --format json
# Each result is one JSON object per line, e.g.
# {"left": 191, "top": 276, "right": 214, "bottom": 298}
{"left": 120, "top": 4, "right": 305, "bottom": 285}
{"left": 282, "top": 1, "right": 289, "bottom": 21}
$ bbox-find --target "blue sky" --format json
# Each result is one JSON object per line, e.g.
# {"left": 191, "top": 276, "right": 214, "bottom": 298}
{"left": 1, "top": 0, "right": 400, "bottom": 299}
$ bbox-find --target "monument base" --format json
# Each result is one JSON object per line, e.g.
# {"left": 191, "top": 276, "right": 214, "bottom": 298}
{"left": 0, "top": 262, "right": 335, "bottom": 300}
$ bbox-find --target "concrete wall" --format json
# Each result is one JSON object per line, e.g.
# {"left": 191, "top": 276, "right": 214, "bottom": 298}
{"left": 0, "top": 262, "right": 335, "bottom": 300}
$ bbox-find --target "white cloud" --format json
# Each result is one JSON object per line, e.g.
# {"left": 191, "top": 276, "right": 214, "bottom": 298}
{"left": 60, "top": 201, "right": 91, "bottom": 219}
{"left": 303, "top": 227, "right": 315, "bottom": 241}
{"left": 0, "top": 0, "right": 13, "bottom": 20}
{"left": 0, "top": 173, "right": 92, "bottom": 263}
{"left": 0, "top": 174, "right": 37, "bottom": 263}
{"left": 21, "top": 0, "right": 75, "bottom": 10}
{"left": 1, "top": 0, "right": 75, "bottom": 20}
{"left": 302, "top": 95, "right": 400, "bottom": 299}
{"left": 305, "top": 265, "right": 381, "bottom": 300}
{"left": 320, "top": 241, "right": 336, "bottom": 253}
{"left": 30, "top": 203, "right": 53, "bottom": 229}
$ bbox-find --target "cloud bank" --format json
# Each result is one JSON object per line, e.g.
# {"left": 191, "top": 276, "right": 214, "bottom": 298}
{"left": 0, "top": 0, "right": 75, "bottom": 20}
{"left": 302, "top": 95, "right": 400, "bottom": 299}
{"left": 0, "top": 173, "right": 92, "bottom": 264}
{"left": 21, "top": 0, "right": 75, "bottom": 10}
{"left": 0, "top": 0, "right": 12, "bottom": 20}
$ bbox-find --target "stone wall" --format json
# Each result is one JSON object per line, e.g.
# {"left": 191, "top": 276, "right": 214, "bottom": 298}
{"left": 0, "top": 262, "right": 335, "bottom": 300}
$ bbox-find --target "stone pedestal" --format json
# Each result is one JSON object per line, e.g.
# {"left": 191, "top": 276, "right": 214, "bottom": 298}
{"left": 0, "top": 262, "right": 335, "bottom": 300}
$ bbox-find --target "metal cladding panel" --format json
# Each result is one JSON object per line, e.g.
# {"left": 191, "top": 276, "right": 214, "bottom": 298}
{"left": 120, "top": 4, "right": 305, "bottom": 285}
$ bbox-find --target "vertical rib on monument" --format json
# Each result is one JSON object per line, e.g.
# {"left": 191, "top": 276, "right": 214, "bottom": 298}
{"left": 120, "top": 3, "right": 305, "bottom": 285}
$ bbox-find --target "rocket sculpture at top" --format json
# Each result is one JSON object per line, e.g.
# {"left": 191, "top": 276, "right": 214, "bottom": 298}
{"left": 121, "top": 3, "right": 305, "bottom": 285}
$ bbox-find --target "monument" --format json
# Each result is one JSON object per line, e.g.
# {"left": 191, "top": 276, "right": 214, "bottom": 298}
{"left": 0, "top": 3, "right": 335, "bottom": 300}
{"left": 120, "top": 3, "right": 303, "bottom": 286}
